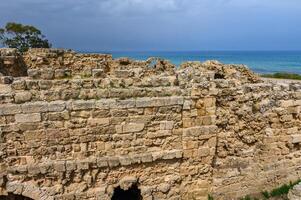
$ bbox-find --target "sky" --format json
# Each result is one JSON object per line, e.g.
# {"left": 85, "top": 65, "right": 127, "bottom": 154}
{"left": 0, "top": 0, "right": 301, "bottom": 51}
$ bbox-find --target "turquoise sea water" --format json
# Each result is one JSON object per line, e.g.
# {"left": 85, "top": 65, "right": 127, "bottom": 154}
{"left": 96, "top": 51, "right": 301, "bottom": 74}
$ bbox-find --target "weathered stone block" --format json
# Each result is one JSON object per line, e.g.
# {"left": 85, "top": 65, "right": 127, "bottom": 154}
{"left": 87, "top": 118, "right": 110, "bottom": 126}
{"left": 48, "top": 101, "right": 66, "bottom": 112}
{"left": 108, "top": 157, "right": 120, "bottom": 167}
{"left": 292, "top": 135, "right": 301, "bottom": 144}
{"left": 95, "top": 99, "right": 116, "bottom": 109}
{"left": 141, "top": 153, "right": 153, "bottom": 163}
{"left": 92, "top": 69, "right": 104, "bottom": 78}
{"left": 280, "top": 100, "right": 295, "bottom": 108}
{"left": 116, "top": 123, "right": 145, "bottom": 134}
{"left": 0, "top": 84, "right": 12, "bottom": 94}
{"left": 11, "top": 79, "right": 26, "bottom": 90}
{"left": 160, "top": 121, "right": 174, "bottom": 130}
{"left": 14, "top": 91, "right": 32, "bottom": 103}
{"left": 72, "top": 100, "right": 95, "bottom": 110}
{"left": 97, "top": 158, "right": 108, "bottom": 168}
{"left": 15, "top": 113, "right": 41, "bottom": 123}
{"left": 114, "top": 99, "right": 136, "bottom": 109}
{"left": 136, "top": 97, "right": 152, "bottom": 108}
{"left": 114, "top": 70, "right": 134, "bottom": 78}
{"left": 0, "top": 104, "right": 21, "bottom": 115}
{"left": 21, "top": 102, "right": 48, "bottom": 113}
{"left": 162, "top": 150, "right": 183, "bottom": 160}
{"left": 40, "top": 68, "right": 55, "bottom": 80}
{"left": 119, "top": 156, "right": 132, "bottom": 166}
{"left": 27, "top": 69, "right": 40, "bottom": 79}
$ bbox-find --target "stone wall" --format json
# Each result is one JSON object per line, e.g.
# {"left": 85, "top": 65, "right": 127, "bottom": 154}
{"left": 0, "top": 49, "right": 27, "bottom": 77}
{"left": 0, "top": 48, "right": 300, "bottom": 200}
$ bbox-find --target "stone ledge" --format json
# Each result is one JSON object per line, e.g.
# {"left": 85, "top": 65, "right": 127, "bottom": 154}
{"left": 7, "top": 150, "right": 183, "bottom": 175}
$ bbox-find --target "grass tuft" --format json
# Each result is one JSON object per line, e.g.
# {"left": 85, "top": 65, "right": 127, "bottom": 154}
{"left": 208, "top": 194, "right": 214, "bottom": 200}
{"left": 261, "top": 72, "right": 301, "bottom": 80}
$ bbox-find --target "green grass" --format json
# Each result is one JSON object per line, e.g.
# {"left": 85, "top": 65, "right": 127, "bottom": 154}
{"left": 261, "top": 72, "right": 301, "bottom": 80}
{"left": 209, "top": 179, "right": 301, "bottom": 200}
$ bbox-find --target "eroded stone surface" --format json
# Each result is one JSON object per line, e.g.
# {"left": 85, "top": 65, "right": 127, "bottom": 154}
{"left": 288, "top": 183, "right": 301, "bottom": 200}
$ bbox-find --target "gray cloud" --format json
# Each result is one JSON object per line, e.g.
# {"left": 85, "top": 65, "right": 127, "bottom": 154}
{"left": 1, "top": 0, "right": 301, "bottom": 51}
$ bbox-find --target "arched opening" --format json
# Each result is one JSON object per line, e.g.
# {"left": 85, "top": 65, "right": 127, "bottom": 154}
{"left": 214, "top": 73, "right": 225, "bottom": 79}
{"left": 111, "top": 184, "right": 142, "bottom": 200}
{"left": 0, "top": 193, "right": 33, "bottom": 200}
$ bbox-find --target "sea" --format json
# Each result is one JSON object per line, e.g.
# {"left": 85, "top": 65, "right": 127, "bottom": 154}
{"left": 95, "top": 51, "right": 301, "bottom": 74}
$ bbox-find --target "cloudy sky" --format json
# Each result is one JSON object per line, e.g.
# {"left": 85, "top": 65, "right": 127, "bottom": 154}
{"left": 1, "top": 0, "right": 301, "bottom": 51}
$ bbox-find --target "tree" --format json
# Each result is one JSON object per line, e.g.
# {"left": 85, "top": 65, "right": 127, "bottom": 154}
{"left": 0, "top": 22, "right": 51, "bottom": 52}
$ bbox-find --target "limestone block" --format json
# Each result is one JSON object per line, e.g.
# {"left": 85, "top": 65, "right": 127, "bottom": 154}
{"left": 108, "top": 157, "right": 120, "bottom": 167}
{"left": 14, "top": 91, "right": 32, "bottom": 103}
{"left": 15, "top": 113, "right": 41, "bottom": 123}
{"left": 157, "top": 183, "right": 171, "bottom": 193}
{"left": 27, "top": 69, "right": 40, "bottom": 79}
{"left": 0, "top": 84, "right": 12, "bottom": 94}
{"left": 28, "top": 165, "right": 41, "bottom": 175}
{"left": 0, "top": 76, "right": 13, "bottom": 84}
{"left": 77, "top": 160, "right": 90, "bottom": 170}
{"left": 183, "top": 100, "right": 192, "bottom": 110}
{"left": 38, "top": 80, "right": 52, "bottom": 89}
{"left": 198, "top": 147, "right": 210, "bottom": 157}
{"left": 82, "top": 68, "right": 92, "bottom": 77}
{"left": 162, "top": 150, "right": 183, "bottom": 160}
{"left": 92, "top": 69, "right": 104, "bottom": 78}
{"left": 114, "top": 70, "right": 134, "bottom": 78}
{"left": 0, "top": 104, "right": 22, "bottom": 115}
{"left": 55, "top": 69, "right": 71, "bottom": 78}
{"left": 54, "top": 161, "right": 66, "bottom": 172}
{"left": 280, "top": 100, "right": 295, "bottom": 108}
{"left": 116, "top": 123, "right": 145, "bottom": 134}
{"left": 48, "top": 101, "right": 66, "bottom": 112}
{"left": 97, "top": 158, "right": 108, "bottom": 168}
{"left": 147, "top": 130, "right": 172, "bottom": 139}
{"left": 160, "top": 121, "right": 174, "bottom": 130}
{"left": 119, "top": 176, "right": 137, "bottom": 190}
{"left": 87, "top": 118, "right": 110, "bottom": 126}
{"left": 40, "top": 68, "right": 54, "bottom": 80}
{"left": 21, "top": 102, "right": 48, "bottom": 113}
{"left": 95, "top": 99, "right": 116, "bottom": 109}
{"left": 295, "top": 100, "right": 301, "bottom": 106}
{"left": 11, "top": 79, "right": 26, "bottom": 90}
{"left": 6, "top": 182, "right": 23, "bottom": 195}
{"left": 183, "top": 126, "right": 204, "bottom": 137}
{"left": 292, "top": 135, "right": 301, "bottom": 144}
{"left": 288, "top": 183, "right": 301, "bottom": 200}
{"left": 136, "top": 97, "right": 153, "bottom": 108}
{"left": 72, "top": 100, "right": 95, "bottom": 110}
{"left": 66, "top": 161, "right": 77, "bottom": 171}
{"left": 141, "top": 153, "right": 153, "bottom": 163}
{"left": 22, "top": 183, "right": 40, "bottom": 200}
{"left": 114, "top": 99, "right": 136, "bottom": 109}
{"left": 130, "top": 154, "right": 141, "bottom": 164}
{"left": 119, "top": 156, "right": 132, "bottom": 166}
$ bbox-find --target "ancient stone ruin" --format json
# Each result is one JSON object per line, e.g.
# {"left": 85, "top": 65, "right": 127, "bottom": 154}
{"left": 0, "top": 48, "right": 301, "bottom": 200}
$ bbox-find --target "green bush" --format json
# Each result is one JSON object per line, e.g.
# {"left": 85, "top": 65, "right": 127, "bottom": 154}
{"left": 0, "top": 22, "right": 51, "bottom": 52}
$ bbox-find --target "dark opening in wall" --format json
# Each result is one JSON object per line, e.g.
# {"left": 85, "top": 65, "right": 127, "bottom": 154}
{"left": 111, "top": 184, "right": 143, "bottom": 200}
{"left": 214, "top": 73, "right": 225, "bottom": 79}
{"left": 0, "top": 194, "right": 33, "bottom": 200}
